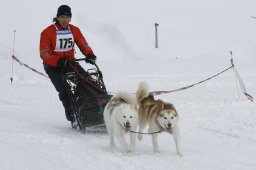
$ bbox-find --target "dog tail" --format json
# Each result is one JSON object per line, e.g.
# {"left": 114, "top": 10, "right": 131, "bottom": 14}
{"left": 112, "top": 91, "right": 137, "bottom": 105}
{"left": 136, "top": 81, "right": 149, "bottom": 103}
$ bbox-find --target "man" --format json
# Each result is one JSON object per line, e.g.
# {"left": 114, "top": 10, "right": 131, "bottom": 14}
{"left": 40, "top": 5, "right": 96, "bottom": 125}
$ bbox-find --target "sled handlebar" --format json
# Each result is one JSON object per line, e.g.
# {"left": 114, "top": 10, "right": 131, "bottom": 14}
{"left": 72, "top": 58, "right": 100, "bottom": 70}
{"left": 73, "top": 58, "right": 87, "bottom": 62}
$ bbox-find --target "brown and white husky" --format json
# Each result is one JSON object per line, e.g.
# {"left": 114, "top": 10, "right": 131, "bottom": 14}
{"left": 136, "top": 81, "right": 182, "bottom": 157}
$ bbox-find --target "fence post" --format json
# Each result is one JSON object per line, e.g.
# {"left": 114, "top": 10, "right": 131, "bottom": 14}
{"left": 155, "top": 23, "right": 159, "bottom": 48}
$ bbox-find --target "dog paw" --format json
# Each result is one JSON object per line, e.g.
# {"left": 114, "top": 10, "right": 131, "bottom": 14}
{"left": 154, "top": 148, "right": 160, "bottom": 153}
{"left": 124, "top": 148, "right": 131, "bottom": 153}
{"left": 177, "top": 152, "right": 183, "bottom": 157}
{"left": 137, "top": 134, "right": 143, "bottom": 141}
{"left": 123, "top": 145, "right": 131, "bottom": 153}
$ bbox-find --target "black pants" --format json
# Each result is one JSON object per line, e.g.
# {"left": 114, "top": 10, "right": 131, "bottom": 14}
{"left": 44, "top": 63, "right": 81, "bottom": 121}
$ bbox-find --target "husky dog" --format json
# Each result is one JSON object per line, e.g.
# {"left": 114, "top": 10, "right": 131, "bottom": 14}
{"left": 103, "top": 92, "right": 138, "bottom": 152}
{"left": 136, "top": 81, "right": 182, "bottom": 156}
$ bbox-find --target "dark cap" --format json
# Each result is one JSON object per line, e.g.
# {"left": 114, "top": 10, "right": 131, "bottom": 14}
{"left": 57, "top": 5, "right": 72, "bottom": 17}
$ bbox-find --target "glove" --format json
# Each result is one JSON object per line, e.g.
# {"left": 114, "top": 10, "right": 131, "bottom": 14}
{"left": 85, "top": 54, "right": 96, "bottom": 64}
{"left": 57, "top": 58, "right": 69, "bottom": 68}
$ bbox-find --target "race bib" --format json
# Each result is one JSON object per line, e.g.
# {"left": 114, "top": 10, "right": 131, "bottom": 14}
{"left": 54, "top": 29, "right": 74, "bottom": 52}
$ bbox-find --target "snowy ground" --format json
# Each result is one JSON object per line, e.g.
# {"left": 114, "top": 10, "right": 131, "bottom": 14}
{"left": 1, "top": 0, "right": 256, "bottom": 170}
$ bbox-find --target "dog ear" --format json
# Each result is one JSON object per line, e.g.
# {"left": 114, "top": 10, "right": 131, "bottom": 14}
{"left": 164, "top": 103, "right": 172, "bottom": 110}
{"left": 169, "top": 104, "right": 179, "bottom": 116}
{"left": 163, "top": 103, "right": 178, "bottom": 116}
{"left": 164, "top": 103, "right": 177, "bottom": 110}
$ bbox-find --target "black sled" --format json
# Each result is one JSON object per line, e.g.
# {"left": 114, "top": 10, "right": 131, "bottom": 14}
{"left": 63, "top": 58, "right": 112, "bottom": 133}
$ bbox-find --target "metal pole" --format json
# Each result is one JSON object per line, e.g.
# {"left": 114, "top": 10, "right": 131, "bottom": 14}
{"left": 155, "top": 23, "right": 159, "bottom": 48}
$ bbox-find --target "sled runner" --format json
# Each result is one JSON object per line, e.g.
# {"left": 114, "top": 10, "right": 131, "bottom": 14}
{"left": 63, "top": 58, "right": 112, "bottom": 133}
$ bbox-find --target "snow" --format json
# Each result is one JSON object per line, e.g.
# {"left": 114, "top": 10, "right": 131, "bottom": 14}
{"left": 1, "top": 0, "right": 256, "bottom": 169}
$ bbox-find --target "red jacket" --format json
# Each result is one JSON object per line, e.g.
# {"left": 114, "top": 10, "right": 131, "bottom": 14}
{"left": 40, "top": 23, "right": 94, "bottom": 67}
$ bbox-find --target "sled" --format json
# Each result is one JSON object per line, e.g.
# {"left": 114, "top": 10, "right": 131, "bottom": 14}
{"left": 63, "top": 58, "right": 112, "bottom": 133}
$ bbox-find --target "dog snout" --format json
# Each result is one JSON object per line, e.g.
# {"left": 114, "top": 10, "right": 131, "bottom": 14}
{"left": 125, "top": 121, "right": 130, "bottom": 126}
{"left": 167, "top": 123, "right": 172, "bottom": 128}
